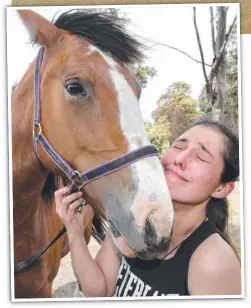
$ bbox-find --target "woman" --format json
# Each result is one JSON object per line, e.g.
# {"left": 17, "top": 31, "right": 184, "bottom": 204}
{"left": 55, "top": 120, "right": 241, "bottom": 296}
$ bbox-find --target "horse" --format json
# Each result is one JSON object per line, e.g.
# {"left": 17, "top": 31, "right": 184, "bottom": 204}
{"left": 11, "top": 9, "right": 174, "bottom": 299}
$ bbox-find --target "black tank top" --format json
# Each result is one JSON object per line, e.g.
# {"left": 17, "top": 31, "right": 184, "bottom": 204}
{"left": 115, "top": 219, "right": 220, "bottom": 297}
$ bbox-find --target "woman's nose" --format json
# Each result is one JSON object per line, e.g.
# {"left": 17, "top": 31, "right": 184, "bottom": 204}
{"left": 174, "top": 149, "right": 191, "bottom": 169}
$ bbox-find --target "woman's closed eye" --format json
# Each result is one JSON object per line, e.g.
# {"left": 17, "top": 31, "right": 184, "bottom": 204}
{"left": 196, "top": 154, "right": 211, "bottom": 163}
{"left": 172, "top": 144, "right": 185, "bottom": 150}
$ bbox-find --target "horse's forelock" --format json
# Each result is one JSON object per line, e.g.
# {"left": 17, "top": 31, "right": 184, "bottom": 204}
{"left": 52, "top": 10, "right": 145, "bottom": 66}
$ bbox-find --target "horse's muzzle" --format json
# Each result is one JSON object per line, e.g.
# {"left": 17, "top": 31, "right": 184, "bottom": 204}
{"left": 108, "top": 217, "right": 172, "bottom": 260}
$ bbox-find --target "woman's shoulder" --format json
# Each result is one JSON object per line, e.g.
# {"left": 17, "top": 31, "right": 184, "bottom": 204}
{"left": 187, "top": 233, "right": 241, "bottom": 295}
{"left": 191, "top": 232, "right": 239, "bottom": 265}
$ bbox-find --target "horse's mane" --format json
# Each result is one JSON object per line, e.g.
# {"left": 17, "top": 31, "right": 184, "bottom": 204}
{"left": 53, "top": 10, "right": 145, "bottom": 65}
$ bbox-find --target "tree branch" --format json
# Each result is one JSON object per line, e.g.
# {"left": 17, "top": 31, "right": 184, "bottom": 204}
{"left": 208, "top": 14, "right": 237, "bottom": 83}
{"left": 193, "top": 7, "right": 210, "bottom": 98}
{"left": 147, "top": 41, "right": 212, "bottom": 67}
{"left": 210, "top": 7, "right": 216, "bottom": 56}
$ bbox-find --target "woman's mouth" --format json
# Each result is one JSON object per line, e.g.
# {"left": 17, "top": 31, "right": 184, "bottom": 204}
{"left": 166, "top": 169, "right": 189, "bottom": 182}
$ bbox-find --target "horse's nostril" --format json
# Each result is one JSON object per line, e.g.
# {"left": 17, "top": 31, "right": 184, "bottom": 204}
{"left": 145, "top": 218, "right": 157, "bottom": 240}
{"left": 144, "top": 217, "right": 171, "bottom": 254}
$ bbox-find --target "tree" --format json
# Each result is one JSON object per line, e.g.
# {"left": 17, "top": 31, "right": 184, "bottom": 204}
{"left": 214, "top": 7, "right": 227, "bottom": 123}
{"left": 145, "top": 121, "right": 170, "bottom": 156}
{"left": 198, "top": 22, "right": 238, "bottom": 132}
{"left": 225, "top": 23, "right": 238, "bottom": 132}
{"left": 131, "top": 65, "right": 157, "bottom": 88}
{"left": 194, "top": 6, "right": 237, "bottom": 125}
{"left": 152, "top": 82, "right": 202, "bottom": 143}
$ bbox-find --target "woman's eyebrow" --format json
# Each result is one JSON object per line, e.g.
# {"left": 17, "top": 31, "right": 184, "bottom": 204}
{"left": 175, "top": 139, "right": 214, "bottom": 159}
{"left": 198, "top": 142, "right": 214, "bottom": 158}
{"left": 175, "top": 138, "right": 188, "bottom": 143}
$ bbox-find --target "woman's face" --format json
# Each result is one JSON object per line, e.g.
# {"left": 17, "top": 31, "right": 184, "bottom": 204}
{"left": 161, "top": 125, "right": 225, "bottom": 205}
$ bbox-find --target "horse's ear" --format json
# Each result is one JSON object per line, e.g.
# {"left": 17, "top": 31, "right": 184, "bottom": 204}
{"left": 17, "top": 10, "right": 60, "bottom": 47}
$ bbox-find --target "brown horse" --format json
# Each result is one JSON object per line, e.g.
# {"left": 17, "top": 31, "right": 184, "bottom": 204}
{"left": 11, "top": 9, "right": 174, "bottom": 299}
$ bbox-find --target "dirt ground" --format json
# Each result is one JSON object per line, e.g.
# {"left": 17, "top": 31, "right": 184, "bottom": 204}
{"left": 52, "top": 237, "right": 100, "bottom": 298}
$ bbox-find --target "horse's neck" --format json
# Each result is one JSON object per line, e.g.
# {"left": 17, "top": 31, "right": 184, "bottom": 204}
{"left": 12, "top": 63, "right": 48, "bottom": 225}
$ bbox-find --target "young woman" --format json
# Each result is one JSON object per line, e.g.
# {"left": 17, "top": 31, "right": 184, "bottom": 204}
{"left": 55, "top": 120, "right": 241, "bottom": 297}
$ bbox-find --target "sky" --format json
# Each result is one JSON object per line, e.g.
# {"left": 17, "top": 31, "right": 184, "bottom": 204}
{"left": 6, "top": 4, "right": 238, "bottom": 121}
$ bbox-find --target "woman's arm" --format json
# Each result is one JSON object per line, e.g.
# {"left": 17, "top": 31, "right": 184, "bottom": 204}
{"left": 55, "top": 187, "right": 121, "bottom": 297}
{"left": 70, "top": 231, "right": 121, "bottom": 297}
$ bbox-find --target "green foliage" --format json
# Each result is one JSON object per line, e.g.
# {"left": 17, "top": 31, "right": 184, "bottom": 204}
{"left": 145, "top": 121, "right": 170, "bottom": 156}
{"left": 132, "top": 65, "right": 157, "bottom": 88}
{"left": 152, "top": 82, "right": 202, "bottom": 143}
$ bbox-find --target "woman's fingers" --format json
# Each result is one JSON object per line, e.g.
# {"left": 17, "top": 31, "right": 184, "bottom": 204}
{"left": 54, "top": 186, "right": 70, "bottom": 204}
{"left": 68, "top": 198, "right": 85, "bottom": 214}
{"left": 54, "top": 187, "right": 94, "bottom": 236}
{"left": 62, "top": 191, "right": 83, "bottom": 206}
{"left": 55, "top": 186, "right": 85, "bottom": 218}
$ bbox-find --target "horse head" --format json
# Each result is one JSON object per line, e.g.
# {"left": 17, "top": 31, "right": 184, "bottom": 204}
{"left": 17, "top": 9, "right": 174, "bottom": 260}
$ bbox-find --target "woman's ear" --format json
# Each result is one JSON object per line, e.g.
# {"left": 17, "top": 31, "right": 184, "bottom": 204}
{"left": 211, "top": 182, "right": 235, "bottom": 199}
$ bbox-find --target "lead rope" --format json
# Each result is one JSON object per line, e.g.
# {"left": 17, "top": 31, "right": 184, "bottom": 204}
{"left": 14, "top": 182, "right": 85, "bottom": 275}
{"left": 14, "top": 226, "right": 67, "bottom": 274}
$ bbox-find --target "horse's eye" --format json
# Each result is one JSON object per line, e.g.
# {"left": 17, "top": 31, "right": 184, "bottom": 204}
{"left": 66, "top": 82, "right": 87, "bottom": 96}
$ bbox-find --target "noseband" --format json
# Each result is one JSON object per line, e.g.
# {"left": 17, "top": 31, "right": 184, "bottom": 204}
{"left": 14, "top": 47, "right": 158, "bottom": 274}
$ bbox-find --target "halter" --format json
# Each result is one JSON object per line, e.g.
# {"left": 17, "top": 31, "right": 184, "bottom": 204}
{"left": 14, "top": 47, "right": 158, "bottom": 274}
{"left": 33, "top": 47, "right": 158, "bottom": 190}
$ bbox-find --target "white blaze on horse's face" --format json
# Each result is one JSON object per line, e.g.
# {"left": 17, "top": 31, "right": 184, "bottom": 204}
{"left": 88, "top": 46, "right": 174, "bottom": 260}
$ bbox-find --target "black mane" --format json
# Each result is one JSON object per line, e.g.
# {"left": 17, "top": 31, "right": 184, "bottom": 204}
{"left": 53, "top": 10, "right": 145, "bottom": 65}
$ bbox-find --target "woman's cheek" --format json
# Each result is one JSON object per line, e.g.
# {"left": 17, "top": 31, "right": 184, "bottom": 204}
{"left": 162, "top": 151, "right": 175, "bottom": 165}
{"left": 193, "top": 166, "right": 217, "bottom": 189}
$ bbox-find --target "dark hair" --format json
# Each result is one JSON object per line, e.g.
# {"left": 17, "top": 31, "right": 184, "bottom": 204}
{"left": 192, "top": 120, "right": 240, "bottom": 257}
{"left": 53, "top": 10, "right": 145, "bottom": 65}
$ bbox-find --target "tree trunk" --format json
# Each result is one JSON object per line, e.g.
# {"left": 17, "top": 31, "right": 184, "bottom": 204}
{"left": 213, "top": 7, "right": 227, "bottom": 123}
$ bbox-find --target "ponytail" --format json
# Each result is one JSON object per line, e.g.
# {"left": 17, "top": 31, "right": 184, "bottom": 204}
{"left": 206, "top": 197, "right": 228, "bottom": 233}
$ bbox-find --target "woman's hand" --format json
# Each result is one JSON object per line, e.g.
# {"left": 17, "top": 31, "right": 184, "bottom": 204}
{"left": 55, "top": 186, "right": 93, "bottom": 238}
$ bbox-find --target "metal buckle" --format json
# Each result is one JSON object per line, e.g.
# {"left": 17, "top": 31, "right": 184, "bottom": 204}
{"left": 69, "top": 170, "right": 81, "bottom": 181}
{"left": 69, "top": 171, "right": 87, "bottom": 190}
{"left": 33, "top": 123, "right": 42, "bottom": 139}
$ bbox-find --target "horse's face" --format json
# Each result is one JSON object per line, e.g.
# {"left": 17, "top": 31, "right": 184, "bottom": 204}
{"left": 40, "top": 35, "right": 138, "bottom": 173}
{"left": 19, "top": 10, "right": 174, "bottom": 260}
